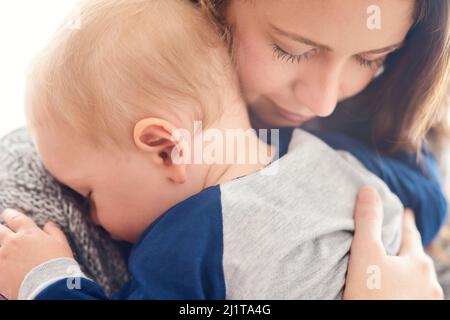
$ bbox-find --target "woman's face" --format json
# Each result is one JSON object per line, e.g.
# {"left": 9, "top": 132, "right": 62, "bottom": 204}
{"left": 227, "top": 0, "right": 415, "bottom": 128}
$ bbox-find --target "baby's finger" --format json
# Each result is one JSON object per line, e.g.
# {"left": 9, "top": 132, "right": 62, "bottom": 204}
{"left": 2, "top": 209, "right": 37, "bottom": 233}
{"left": 0, "top": 224, "right": 14, "bottom": 244}
{"left": 43, "top": 221, "right": 67, "bottom": 243}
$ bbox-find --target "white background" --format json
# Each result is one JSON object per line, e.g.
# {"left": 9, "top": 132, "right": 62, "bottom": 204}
{"left": 0, "top": 0, "right": 79, "bottom": 137}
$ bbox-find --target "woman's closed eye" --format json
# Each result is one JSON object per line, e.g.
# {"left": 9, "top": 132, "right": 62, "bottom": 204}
{"left": 355, "top": 55, "right": 386, "bottom": 70}
{"left": 271, "top": 43, "right": 386, "bottom": 70}
{"left": 271, "top": 43, "right": 318, "bottom": 64}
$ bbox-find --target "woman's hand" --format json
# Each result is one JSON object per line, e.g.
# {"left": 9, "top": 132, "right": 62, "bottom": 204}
{"left": 343, "top": 186, "right": 443, "bottom": 300}
{"left": 0, "top": 209, "right": 73, "bottom": 300}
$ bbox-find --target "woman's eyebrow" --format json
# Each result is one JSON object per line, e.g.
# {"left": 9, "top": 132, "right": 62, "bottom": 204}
{"left": 269, "top": 23, "right": 403, "bottom": 55}
{"left": 361, "top": 43, "right": 404, "bottom": 55}
{"left": 270, "top": 23, "right": 331, "bottom": 50}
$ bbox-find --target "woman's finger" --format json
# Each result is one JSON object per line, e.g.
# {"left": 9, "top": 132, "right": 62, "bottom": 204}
{"left": 1, "top": 209, "right": 37, "bottom": 233}
{"left": 398, "top": 209, "right": 424, "bottom": 256}
{"left": 351, "top": 186, "right": 386, "bottom": 256}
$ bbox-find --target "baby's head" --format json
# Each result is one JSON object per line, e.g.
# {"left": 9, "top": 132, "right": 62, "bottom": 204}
{"left": 25, "top": 0, "right": 241, "bottom": 242}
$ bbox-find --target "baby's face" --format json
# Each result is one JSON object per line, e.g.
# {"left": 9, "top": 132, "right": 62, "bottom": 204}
{"left": 32, "top": 124, "right": 184, "bottom": 243}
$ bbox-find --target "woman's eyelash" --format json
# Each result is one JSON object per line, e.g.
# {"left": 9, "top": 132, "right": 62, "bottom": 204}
{"left": 355, "top": 56, "right": 385, "bottom": 69}
{"left": 271, "top": 44, "right": 316, "bottom": 64}
{"left": 272, "top": 43, "right": 385, "bottom": 70}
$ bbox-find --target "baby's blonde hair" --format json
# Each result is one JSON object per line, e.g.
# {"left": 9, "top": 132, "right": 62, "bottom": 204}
{"left": 25, "top": 0, "right": 237, "bottom": 150}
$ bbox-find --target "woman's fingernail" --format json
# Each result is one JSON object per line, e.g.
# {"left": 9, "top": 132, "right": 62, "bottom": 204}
{"left": 404, "top": 209, "right": 415, "bottom": 220}
{"left": 358, "top": 186, "right": 379, "bottom": 203}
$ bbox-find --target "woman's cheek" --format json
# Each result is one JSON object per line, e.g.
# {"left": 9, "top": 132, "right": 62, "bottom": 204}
{"left": 237, "top": 41, "right": 285, "bottom": 99}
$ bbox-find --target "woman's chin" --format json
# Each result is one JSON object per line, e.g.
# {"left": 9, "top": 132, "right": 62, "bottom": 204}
{"left": 260, "top": 114, "right": 310, "bottom": 128}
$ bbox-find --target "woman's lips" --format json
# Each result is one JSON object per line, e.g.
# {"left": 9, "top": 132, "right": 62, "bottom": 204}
{"left": 275, "top": 106, "right": 313, "bottom": 123}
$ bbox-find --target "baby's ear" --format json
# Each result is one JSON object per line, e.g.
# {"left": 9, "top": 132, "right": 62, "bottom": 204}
{"left": 133, "top": 118, "right": 188, "bottom": 184}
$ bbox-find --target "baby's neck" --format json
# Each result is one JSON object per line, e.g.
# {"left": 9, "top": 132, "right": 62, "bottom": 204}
{"left": 190, "top": 98, "right": 275, "bottom": 189}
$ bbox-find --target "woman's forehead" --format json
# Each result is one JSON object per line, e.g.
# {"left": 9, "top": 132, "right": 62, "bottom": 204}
{"left": 236, "top": 0, "right": 414, "bottom": 54}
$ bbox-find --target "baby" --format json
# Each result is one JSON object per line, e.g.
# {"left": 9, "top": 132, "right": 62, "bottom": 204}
{"left": 0, "top": 0, "right": 402, "bottom": 300}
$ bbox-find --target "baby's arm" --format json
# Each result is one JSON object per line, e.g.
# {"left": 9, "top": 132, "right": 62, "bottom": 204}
{"left": 312, "top": 130, "right": 448, "bottom": 246}
{"left": 0, "top": 209, "right": 78, "bottom": 299}
{"left": 0, "top": 209, "right": 110, "bottom": 300}
{"left": 14, "top": 196, "right": 225, "bottom": 300}
{"left": 19, "top": 259, "right": 108, "bottom": 300}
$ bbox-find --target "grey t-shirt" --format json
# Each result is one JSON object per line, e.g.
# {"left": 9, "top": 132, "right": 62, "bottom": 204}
{"left": 220, "top": 129, "right": 402, "bottom": 299}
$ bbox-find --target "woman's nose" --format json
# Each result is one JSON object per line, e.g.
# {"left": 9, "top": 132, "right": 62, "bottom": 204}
{"left": 293, "top": 63, "right": 341, "bottom": 117}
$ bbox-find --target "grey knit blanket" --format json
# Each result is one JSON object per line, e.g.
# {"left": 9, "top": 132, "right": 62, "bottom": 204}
{"left": 0, "top": 128, "right": 130, "bottom": 296}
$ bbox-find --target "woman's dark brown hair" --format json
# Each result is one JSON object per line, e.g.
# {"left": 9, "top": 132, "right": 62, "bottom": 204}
{"left": 195, "top": 0, "right": 450, "bottom": 156}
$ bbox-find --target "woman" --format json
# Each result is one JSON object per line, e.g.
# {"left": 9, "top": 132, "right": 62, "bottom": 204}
{"left": 197, "top": 0, "right": 449, "bottom": 298}
{"left": 0, "top": 0, "right": 445, "bottom": 300}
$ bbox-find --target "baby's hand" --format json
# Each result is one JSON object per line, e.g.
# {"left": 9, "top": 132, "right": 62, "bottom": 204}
{"left": 0, "top": 209, "right": 73, "bottom": 300}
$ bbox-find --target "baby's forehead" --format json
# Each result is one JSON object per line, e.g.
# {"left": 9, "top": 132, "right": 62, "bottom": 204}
{"left": 33, "top": 125, "right": 90, "bottom": 175}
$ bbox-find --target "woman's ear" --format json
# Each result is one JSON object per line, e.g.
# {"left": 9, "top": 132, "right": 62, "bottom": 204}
{"left": 133, "top": 118, "right": 188, "bottom": 184}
